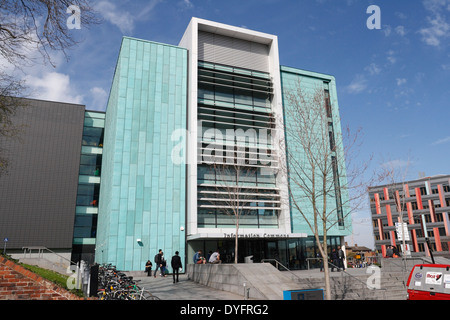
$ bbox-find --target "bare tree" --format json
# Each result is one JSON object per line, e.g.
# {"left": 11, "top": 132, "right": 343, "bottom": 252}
{"left": 199, "top": 128, "right": 277, "bottom": 264}
{"left": 0, "top": 74, "right": 28, "bottom": 176}
{"left": 207, "top": 162, "right": 259, "bottom": 263}
{"left": 0, "top": 0, "right": 101, "bottom": 67}
{"left": 0, "top": 1, "right": 101, "bottom": 176}
{"left": 280, "top": 80, "right": 378, "bottom": 300}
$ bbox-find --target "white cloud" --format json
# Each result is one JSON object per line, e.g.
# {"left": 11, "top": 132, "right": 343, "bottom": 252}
{"left": 419, "top": 1, "right": 450, "bottom": 46}
{"left": 383, "top": 25, "right": 407, "bottom": 37}
{"left": 365, "top": 63, "right": 381, "bottom": 75}
{"left": 346, "top": 74, "right": 368, "bottom": 94}
{"left": 95, "top": 0, "right": 163, "bottom": 34}
{"left": 423, "top": 0, "right": 450, "bottom": 13}
{"left": 432, "top": 136, "right": 450, "bottom": 145}
{"left": 90, "top": 87, "right": 108, "bottom": 111}
{"left": 24, "top": 72, "right": 83, "bottom": 105}
{"left": 396, "top": 78, "right": 407, "bottom": 86}
{"left": 395, "top": 25, "right": 407, "bottom": 36}
{"left": 96, "top": 1, "right": 135, "bottom": 34}
{"left": 382, "top": 25, "right": 392, "bottom": 37}
{"left": 418, "top": 14, "right": 450, "bottom": 46}
{"left": 396, "top": 12, "right": 407, "bottom": 20}
{"left": 381, "top": 159, "right": 411, "bottom": 170}
{"left": 386, "top": 50, "right": 397, "bottom": 64}
{"left": 181, "top": 0, "right": 194, "bottom": 8}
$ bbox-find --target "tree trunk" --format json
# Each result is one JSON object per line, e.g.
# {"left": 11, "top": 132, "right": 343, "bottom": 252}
{"left": 316, "top": 230, "right": 332, "bottom": 300}
{"left": 235, "top": 220, "right": 239, "bottom": 264}
{"left": 323, "top": 258, "right": 332, "bottom": 300}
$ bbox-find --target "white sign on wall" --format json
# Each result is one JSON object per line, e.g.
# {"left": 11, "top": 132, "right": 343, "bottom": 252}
{"left": 395, "top": 222, "right": 410, "bottom": 241}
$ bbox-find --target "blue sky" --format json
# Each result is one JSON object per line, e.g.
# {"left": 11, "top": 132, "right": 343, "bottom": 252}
{"left": 14, "top": 0, "right": 450, "bottom": 249}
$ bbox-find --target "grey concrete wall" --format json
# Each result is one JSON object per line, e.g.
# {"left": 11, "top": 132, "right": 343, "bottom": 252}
{"left": 187, "top": 263, "right": 301, "bottom": 299}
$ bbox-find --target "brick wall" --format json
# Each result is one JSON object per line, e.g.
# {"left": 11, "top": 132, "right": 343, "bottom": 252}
{"left": 0, "top": 256, "right": 82, "bottom": 300}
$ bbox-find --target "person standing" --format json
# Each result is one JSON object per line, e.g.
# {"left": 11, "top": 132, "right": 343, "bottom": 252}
{"left": 160, "top": 253, "right": 167, "bottom": 277}
{"left": 171, "top": 251, "right": 183, "bottom": 283}
{"left": 154, "top": 249, "right": 163, "bottom": 278}
{"left": 337, "top": 246, "right": 345, "bottom": 271}
{"left": 330, "top": 249, "right": 338, "bottom": 272}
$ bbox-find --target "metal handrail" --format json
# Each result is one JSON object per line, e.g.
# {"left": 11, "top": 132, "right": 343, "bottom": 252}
{"left": 262, "top": 258, "right": 387, "bottom": 300}
{"left": 22, "top": 246, "right": 87, "bottom": 291}
{"left": 22, "top": 246, "right": 77, "bottom": 265}
{"left": 261, "top": 258, "right": 301, "bottom": 280}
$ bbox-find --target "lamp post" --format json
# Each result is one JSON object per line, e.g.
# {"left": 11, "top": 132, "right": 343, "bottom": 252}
{"left": 3, "top": 238, "right": 8, "bottom": 255}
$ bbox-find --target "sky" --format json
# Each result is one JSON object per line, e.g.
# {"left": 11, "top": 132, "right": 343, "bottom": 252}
{"left": 7, "top": 0, "right": 450, "bottom": 249}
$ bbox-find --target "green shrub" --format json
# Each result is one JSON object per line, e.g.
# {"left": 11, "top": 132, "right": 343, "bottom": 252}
{"left": 20, "top": 263, "right": 84, "bottom": 297}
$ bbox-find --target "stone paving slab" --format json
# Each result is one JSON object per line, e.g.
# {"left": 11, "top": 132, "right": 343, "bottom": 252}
{"left": 130, "top": 265, "right": 404, "bottom": 300}
{"left": 134, "top": 273, "right": 247, "bottom": 300}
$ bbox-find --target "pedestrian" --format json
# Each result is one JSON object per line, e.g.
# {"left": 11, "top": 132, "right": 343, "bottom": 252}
{"left": 317, "top": 252, "right": 323, "bottom": 272}
{"left": 386, "top": 245, "right": 393, "bottom": 258}
{"left": 160, "top": 253, "right": 167, "bottom": 277}
{"left": 154, "top": 249, "right": 163, "bottom": 278}
{"left": 337, "top": 246, "right": 345, "bottom": 271}
{"left": 392, "top": 245, "right": 400, "bottom": 258}
{"left": 193, "top": 249, "right": 206, "bottom": 264}
{"left": 145, "top": 260, "right": 152, "bottom": 276}
{"left": 330, "top": 249, "right": 338, "bottom": 272}
{"left": 171, "top": 251, "right": 183, "bottom": 283}
{"left": 208, "top": 249, "right": 221, "bottom": 264}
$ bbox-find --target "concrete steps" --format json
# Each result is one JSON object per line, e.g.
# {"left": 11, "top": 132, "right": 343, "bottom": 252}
{"left": 187, "top": 263, "right": 300, "bottom": 300}
{"left": 187, "top": 263, "right": 408, "bottom": 300}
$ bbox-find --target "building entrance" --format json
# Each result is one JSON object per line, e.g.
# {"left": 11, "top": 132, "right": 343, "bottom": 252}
{"left": 188, "top": 236, "right": 343, "bottom": 270}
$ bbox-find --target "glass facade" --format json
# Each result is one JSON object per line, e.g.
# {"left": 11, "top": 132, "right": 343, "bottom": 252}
{"left": 280, "top": 66, "right": 352, "bottom": 236}
{"left": 197, "top": 61, "right": 280, "bottom": 229}
{"left": 72, "top": 111, "right": 105, "bottom": 263}
{"left": 189, "top": 236, "right": 342, "bottom": 269}
{"left": 92, "top": 20, "right": 352, "bottom": 270}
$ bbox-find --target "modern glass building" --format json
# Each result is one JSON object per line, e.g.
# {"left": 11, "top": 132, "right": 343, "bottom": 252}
{"left": 95, "top": 38, "right": 188, "bottom": 271}
{"left": 0, "top": 18, "right": 352, "bottom": 271}
{"left": 369, "top": 175, "right": 450, "bottom": 257}
{"left": 95, "top": 18, "right": 352, "bottom": 271}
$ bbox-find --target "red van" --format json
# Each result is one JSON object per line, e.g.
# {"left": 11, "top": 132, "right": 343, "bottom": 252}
{"left": 406, "top": 264, "right": 450, "bottom": 300}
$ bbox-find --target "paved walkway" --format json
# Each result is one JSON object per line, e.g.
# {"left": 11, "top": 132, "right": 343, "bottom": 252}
{"left": 290, "top": 266, "right": 374, "bottom": 278}
{"left": 132, "top": 267, "right": 374, "bottom": 300}
{"left": 134, "top": 273, "right": 246, "bottom": 300}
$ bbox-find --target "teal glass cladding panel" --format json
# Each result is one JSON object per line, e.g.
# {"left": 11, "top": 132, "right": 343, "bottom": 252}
{"left": 280, "top": 66, "right": 352, "bottom": 237}
{"left": 96, "top": 37, "right": 187, "bottom": 271}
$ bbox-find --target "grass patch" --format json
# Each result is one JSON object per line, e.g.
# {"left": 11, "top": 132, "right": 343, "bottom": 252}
{"left": 20, "top": 263, "right": 85, "bottom": 297}
{"left": 1, "top": 252, "right": 85, "bottom": 297}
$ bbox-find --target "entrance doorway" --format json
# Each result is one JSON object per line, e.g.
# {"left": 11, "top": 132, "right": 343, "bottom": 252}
{"left": 187, "top": 236, "right": 342, "bottom": 270}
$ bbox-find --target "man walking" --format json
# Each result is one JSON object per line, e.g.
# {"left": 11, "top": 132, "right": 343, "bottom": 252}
{"left": 154, "top": 249, "right": 163, "bottom": 277}
{"left": 337, "top": 246, "right": 346, "bottom": 271}
{"left": 171, "top": 251, "right": 183, "bottom": 283}
{"left": 330, "top": 248, "right": 338, "bottom": 272}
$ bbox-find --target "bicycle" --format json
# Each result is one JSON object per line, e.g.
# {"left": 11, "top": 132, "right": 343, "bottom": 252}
{"left": 96, "top": 263, "right": 160, "bottom": 300}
